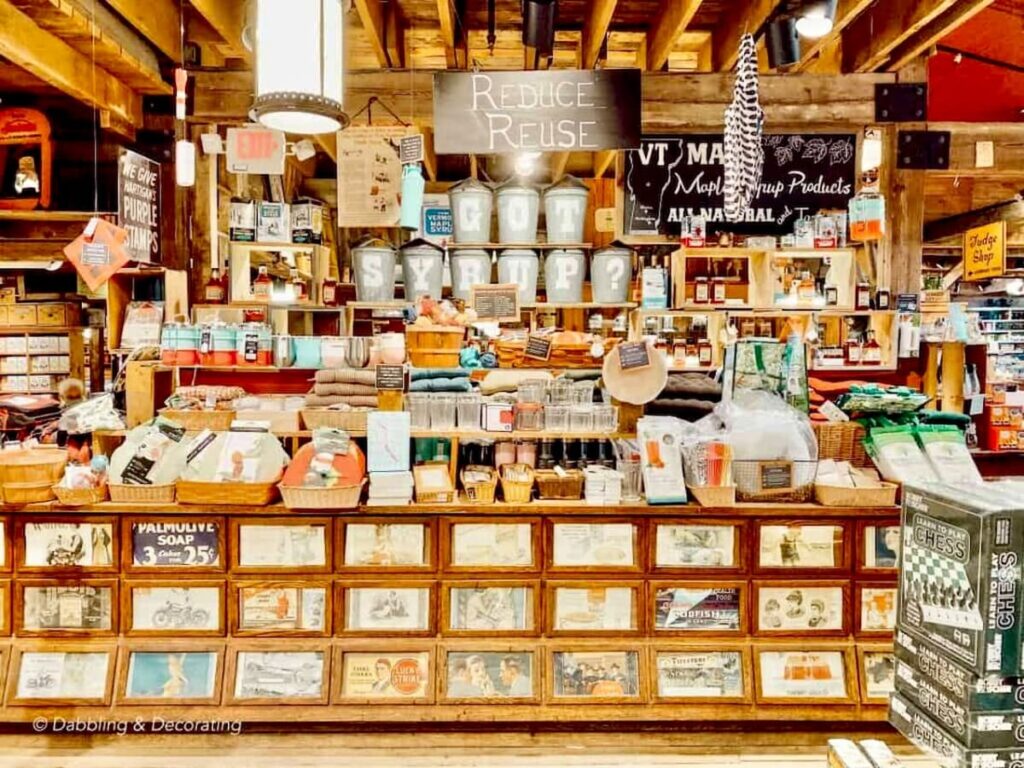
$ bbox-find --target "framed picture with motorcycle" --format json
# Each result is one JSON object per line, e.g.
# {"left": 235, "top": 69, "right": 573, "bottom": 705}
{"left": 122, "top": 580, "right": 225, "bottom": 637}
{"left": 121, "top": 516, "right": 227, "bottom": 574}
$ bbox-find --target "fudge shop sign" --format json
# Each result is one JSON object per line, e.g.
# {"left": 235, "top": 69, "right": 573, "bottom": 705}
{"left": 432, "top": 69, "right": 641, "bottom": 155}
{"left": 623, "top": 134, "right": 857, "bottom": 237}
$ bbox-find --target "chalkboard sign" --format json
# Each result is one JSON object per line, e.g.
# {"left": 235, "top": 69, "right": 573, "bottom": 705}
{"left": 896, "top": 293, "right": 919, "bottom": 312}
{"left": 131, "top": 521, "right": 221, "bottom": 568}
{"left": 433, "top": 69, "right": 641, "bottom": 155}
{"left": 759, "top": 461, "right": 794, "bottom": 491}
{"left": 376, "top": 364, "right": 407, "bottom": 391}
{"left": 118, "top": 148, "right": 160, "bottom": 263}
{"left": 623, "top": 134, "right": 856, "bottom": 238}
{"left": 472, "top": 284, "right": 520, "bottom": 323}
{"left": 400, "top": 134, "right": 424, "bottom": 165}
{"left": 618, "top": 341, "right": 651, "bottom": 371}
{"left": 524, "top": 335, "right": 553, "bottom": 362}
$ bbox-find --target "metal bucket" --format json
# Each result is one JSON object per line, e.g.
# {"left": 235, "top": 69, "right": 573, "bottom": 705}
{"left": 400, "top": 239, "right": 445, "bottom": 300}
{"left": 498, "top": 249, "right": 539, "bottom": 306}
{"left": 591, "top": 245, "right": 634, "bottom": 303}
{"left": 351, "top": 239, "right": 397, "bottom": 302}
{"left": 544, "top": 249, "right": 586, "bottom": 303}
{"left": 449, "top": 178, "right": 493, "bottom": 243}
{"left": 544, "top": 177, "right": 589, "bottom": 244}
{"left": 496, "top": 182, "right": 540, "bottom": 244}
{"left": 450, "top": 249, "right": 492, "bottom": 301}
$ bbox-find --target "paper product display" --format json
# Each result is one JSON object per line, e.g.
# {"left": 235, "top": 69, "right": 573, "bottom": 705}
{"left": 109, "top": 418, "right": 190, "bottom": 485}
{"left": 637, "top": 416, "right": 687, "bottom": 504}
{"left": 179, "top": 430, "right": 289, "bottom": 483}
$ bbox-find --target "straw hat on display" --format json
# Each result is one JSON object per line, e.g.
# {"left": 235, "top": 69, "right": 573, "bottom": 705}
{"left": 601, "top": 341, "right": 668, "bottom": 406}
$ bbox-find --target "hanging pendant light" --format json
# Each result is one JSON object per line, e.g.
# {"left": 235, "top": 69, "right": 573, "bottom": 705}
{"left": 252, "top": 0, "right": 348, "bottom": 135}
{"left": 796, "top": 0, "right": 837, "bottom": 39}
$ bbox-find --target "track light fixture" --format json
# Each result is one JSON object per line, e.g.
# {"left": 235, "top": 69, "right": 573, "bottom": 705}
{"left": 522, "top": 0, "right": 557, "bottom": 55}
{"left": 765, "top": 15, "right": 800, "bottom": 70}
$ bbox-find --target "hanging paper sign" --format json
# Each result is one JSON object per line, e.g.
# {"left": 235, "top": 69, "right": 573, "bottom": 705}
{"left": 964, "top": 221, "right": 1006, "bottom": 282}
{"left": 118, "top": 148, "right": 160, "bottom": 263}
{"left": 335, "top": 125, "right": 405, "bottom": 228}
{"left": 400, "top": 134, "right": 425, "bottom": 165}
{"left": 433, "top": 69, "right": 641, "bottom": 154}
{"left": 226, "top": 126, "right": 286, "bottom": 175}
{"left": 623, "top": 133, "right": 857, "bottom": 237}
{"left": 63, "top": 218, "right": 130, "bottom": 292}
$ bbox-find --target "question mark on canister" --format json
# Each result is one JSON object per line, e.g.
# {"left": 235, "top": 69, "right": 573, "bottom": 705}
{"left": 607, "top": 257, "right": 625, "bottom": 291}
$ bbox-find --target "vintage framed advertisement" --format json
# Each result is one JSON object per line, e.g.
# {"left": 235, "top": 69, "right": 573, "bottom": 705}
{"left": 7, "top": 645, "right": 114, "bottom": 705}
{"left": 858, "top": 521, "right": 900, "bottom": 573}
{"left": 652, "top": 646, "right": 751, "bottom": 703}
{"left": 227, "top": 644, "right": 329, "bottom": 705}
{"left": 232, "top": 582, "right": 329, "bottom": 636}
{"left": 753, "top": 581, "right": 848, "bottom": 637}
{"left": 856, "top": 583, "right": 897, "bottom": 636}
{"left": 755, "top": 522, "right": 847, "bottom": 572}
{"left": 857, "top": 645, "right": 895, "bottom": 705}
{"left": 651, "top": 581, "right": 746, "bottom": 634}
{"left": 118, "top": 644, "right": 223, "bottom": 705}
{"left": 444, "top": 520, "right": 538, "bottom": 572}
{"left": 124, "top": 581, "right": 224, "bottom": 636}
{"left": 549, "top": 583, "right": 640, "bottom": 634}
{"left": 441, "top": 647, "right": 538, "bottom": 703}
{"left": 17, "top": 580, "right": 116, "bottom": 635}
{"left": 123, "top": 517, "right": 225, "bottom": 573}
{"left": 335, "top": 648, "right": 432, "bottom": 704}
{"left": 0, "top": 581, "right": 10, "bottom": 635}
{"left": 754, "top": 647, "right": 854, "bottom": 704}
{"left": 548, "top": 521, "right": 639, "bottom": 571}
{"left": 548, "top": 648, "right": 645, "bottom": 703}
{"left": 341, "top": 583, "right": 433, "bottom": 635}
{"left": 18, "top": 519, "right": 116, "bottom": 572}
{"left": 0, "top": 518, "right": 11, "bottom": 572}
{"left": 651, "top": 521, "right": 743, "bottom": 572}
{"left": 442, "top": 582, "right": 539, "bottom": 636}
{"left": 338, "top": 520, "right": 432, "bottom": 572}
{"left": 231, "top": 519, "right": 330, "bottom": 573}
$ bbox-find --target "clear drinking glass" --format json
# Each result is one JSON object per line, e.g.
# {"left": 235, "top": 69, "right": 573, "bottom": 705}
{"left": 517, "top": 379, "right": 548, "bottom": 404}
{"left": 594, "top": 404, "right": 619, "bottom": 433}
{"left": 570, "top": 405, "right": 595, "bottom": 433}
{"left": 431, "top": 394, "right": 457, "bottom": 431}
{"left": 617, "top": 458, "right": 643, "bottom": 501}
{"left": 456, "top": 393, "right": 483, "bottom": 430}
{"left": 571, "top": 380, "right": 595, "bottom": 405}
{"left": 547, "top": 379, "right": 574, "bottom": 405}
{"left": 544, "top": 404, "right": 570, "bottom": 432}
{"left": 406, "top": 393, "right": 431, "bottom": 430}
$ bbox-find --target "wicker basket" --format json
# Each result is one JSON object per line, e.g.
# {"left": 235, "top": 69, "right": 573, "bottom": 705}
{"left": 406, "top": 325, "right": 465, "bottom": 368}
{"left": 687, "top": 484, "right": 736, "bottom": 507}
{"left": 813, "top": 421, "right": 869, "bottom": 467}
{"left": 495, "top": 338, "right": 616, "bottom": 369}
{"left": 733, "top": 460, "right": 817, "bottom": 503}
{"left": 177, "top": 479, "right": 280, "bottom": 506}
{"left": 535, "top": 469, "right": 584, "bottom": 500}
{"left": 815, "top": 481, "right": 898, "bottom": 507}
{"left": 500, "top": 463, "right": 535, "bottom": 503}
{"left": 0, "top": 448, "right": 67, "bottom": 505}
{"left": 53, "top": 484, "right": 109, "bottom": 507}
{"left": 280, "top": 481, "right": 364, "bottom": 510}
{"left": 461, "top": 465, "right": 498, "bottom": 504}
{"left": 158, "top": 408, "right": 236, "bottom": 431}
{"left": 300, "top": 408, "right": 370, "bottom": 432}
{"left": 108, "top": 482, "right": 176, "bottom": 504}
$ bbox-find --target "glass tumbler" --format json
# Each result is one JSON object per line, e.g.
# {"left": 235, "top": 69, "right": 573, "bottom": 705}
{"left": 517, "top": 379, "right": 548, "bottom": 404}
{"left": 456, "top": 393, "right": 483, "bottom": 430}
{"left": 430, "top": 394, "right": 457, "bottom": 431}
{"left": 617, "top": 458, "right": 643, "bottom": 501}
{"left": 594, "top": 404, "right": 619, "bottom": 433}
{"left": 547, "top": 378, "right": 574, "bottom": 405}
{"left": 406, "top": 393, "right": 431, "bottom": 430}
{"left": 544, "top": 404, "right": 570, "bottom": 432}
{"left": 572, "top": 380, "right": 596, "bottom": 405}
{"left": 570, "top": 405, "right": 595, "bottom": 433}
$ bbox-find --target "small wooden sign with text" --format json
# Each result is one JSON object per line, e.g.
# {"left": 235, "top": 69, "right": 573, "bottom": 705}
{"left": 964, "top": 221, "right": 1006, "bottom": 282}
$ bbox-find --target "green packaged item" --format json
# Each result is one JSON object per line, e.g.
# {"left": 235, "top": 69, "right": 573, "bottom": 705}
{"left": 914, "top": 425, "right": 982, "bottom": 485}
{"left": 836, "top": 385, "right": 929, "bottom": 415}
{"left": 865, "top": 425, "right": 938, "bottom": 485}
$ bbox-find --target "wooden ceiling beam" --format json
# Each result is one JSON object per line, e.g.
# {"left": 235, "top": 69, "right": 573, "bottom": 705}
{"left": 712, "top": 0, "right": 775, "bottom": 71}
{"left": 104, "top": 0, "right": 180, "bottom": 60}
{"left": 436, "top": 0, "right": 464, "bottom": 68}
{"left": 885, "top": 0, "right": 997, "bottom": 72}
{"left": 188, "top": 0, "right": 249, "bottom": 61}
{"left": 593, "top": 149, "right": 617, "bottom": 178}
{"left": 792, "top": 0, "right": 874, "bottom": 73}
{"left": 647, "top": 0, "right": 704, "bottom": 72}
{"left": 549, "top": 151, "right": 570, "bottom": 182}
{"left": 0, "top": 0, "right": 140, "bottom": 138}
{"left": 353, "top": 0, "right": 404, "bottom": 68}
{"left": 924, "top": 198, "right": 1024, "bottom": 243}
{"left": 842, "top": 0, "right": 958, "bottom": 73}
{"left": 582, "top": 0, "right": 618, "bottom": 69}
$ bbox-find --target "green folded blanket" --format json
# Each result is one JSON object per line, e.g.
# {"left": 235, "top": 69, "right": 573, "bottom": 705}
{"left": 409, "top": 377, "right": 473, "bottom": 393}
{"left": 410, "top": 368, "right": 470, "bottom": 381}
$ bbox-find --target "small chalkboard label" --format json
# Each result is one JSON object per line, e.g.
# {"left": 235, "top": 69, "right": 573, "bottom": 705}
{"left": 243, "top": 333, "right": 259, "bottom": 362}
{"left": 472, "top": 283, "right": 520, "bottom": 323}
{"left": 896, "top": 293, "right": 919, "bottom": 312}
{"left": 199, "top": 328, "right": 212, "bottom": 354}
{"left": 524, "top": 335, "right": 553, "bottom": 361}
{"left": 759, "top": 461, "right": 794, "bottom": 491}
{"left": 618, "top": 341, "right": 651, "bottom": 371}
{"left": 400, "top": 134, "right": 425, "bottom": 165}
{"left": 376, "top": 364, "right": 407, "bottom": 391}
{"left": 82, "top": 242, "right": 111, "bottom": 267}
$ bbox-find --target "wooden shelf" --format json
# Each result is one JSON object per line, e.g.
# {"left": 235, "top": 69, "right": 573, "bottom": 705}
{"left": 0, "top": 326, "right": 79, "bottom": 334}
{"left": 0, "top": 210, "right": 115, "bottom": 223}
{"left": 524, "top": 302, "right": 637, "bottom": 310}
{"left": 229, "top": 241, "right": 328, "bottom": 253}
{"left": 447, "top": 243, "right": 593, "bottom": 250}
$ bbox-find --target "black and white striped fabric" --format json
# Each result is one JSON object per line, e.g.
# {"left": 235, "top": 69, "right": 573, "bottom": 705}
{"left": 723, "top": 34, "right": 765, "bottom": 223}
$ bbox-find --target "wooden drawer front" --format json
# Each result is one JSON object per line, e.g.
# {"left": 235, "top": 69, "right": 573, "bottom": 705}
{"left": 36, "top": 304, "right": 67, "bottom": 326}
{"left": 9, "top": 306, "right": 36, "bottom": 326}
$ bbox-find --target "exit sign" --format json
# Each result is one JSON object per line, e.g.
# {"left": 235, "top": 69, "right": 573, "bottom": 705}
{"left": 226, "top": 126, "right": 286, "bottom": 174}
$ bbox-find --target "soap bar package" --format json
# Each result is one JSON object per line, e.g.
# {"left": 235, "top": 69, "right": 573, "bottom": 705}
{"left": 899, "top": 484, "right": 1024, "bottom": 677}
{"left": 895, "top": 627, "right": 1024, "bottom": 713}
{"left": 257, "top": 202, "right": 290, "bottom": 243}
{"left": 291, "top": 198, "right": 324, "bottom": 244}
{"left": 889, "top": 692, "right": 1020, "bottom": 768}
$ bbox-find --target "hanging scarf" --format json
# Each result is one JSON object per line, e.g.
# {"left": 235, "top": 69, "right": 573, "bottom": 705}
{"left": 723, "top": 34, "right": 765, "bottom": 222}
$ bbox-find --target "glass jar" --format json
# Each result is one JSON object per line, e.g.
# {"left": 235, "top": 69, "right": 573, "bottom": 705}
{"left": 205, "top": 267, "right": 225, "bottom": 304}
{"left": 544, "top": 404, "right": 570, "bottom": 432}
{"left": 514, "top": 402, "right": 544, "bottom": 431}
{"left": 711, "top": 277, "right": 726, "bottom": 305}
{"left": 570, "top": 405, "right": 595, "bottom": 433}
{"left": 406, "top": 393, "right": 431, "bottom": 430}
{"left": 537, "top": 439, "right": 556, "bottom": 470}
{"left": 517, "top": 379, "right": 547, "bottom": 404}
{"left": 456, "top": 393, "right": 483, "bottom": 430}
{"left": 693, "top": 276, "right": 710, "bottom": 304}
{"left": 430, "top": 394, "right": 457, "bottom": 431}
{"left": 571, "top": 380, "right": 595, "bottom": 405}
{"left": 516, "top": 440, "right": 537, "bottom": 468}
{"left": 494, "top": 441, "right": 517, "bottom": 468}
{"left": 593, "top": 404, "right": 618, "bottom": 433}
{"left": 547, "top": 378, "right": 574, "bottom": 405}
{"left": 252, "top": 265, "right": 272, "bottom": 301}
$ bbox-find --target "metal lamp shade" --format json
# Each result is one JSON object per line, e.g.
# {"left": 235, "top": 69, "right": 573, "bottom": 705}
{"left": 253, "top": 0, "right": 347, "bottom": 135}
{"left": 766, "top": 16, "right": 801, "bottom": 70}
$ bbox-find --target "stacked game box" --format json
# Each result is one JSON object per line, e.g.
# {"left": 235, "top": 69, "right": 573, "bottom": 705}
{"left": 888, "top": 482, "right": 1024, "bottom": 768}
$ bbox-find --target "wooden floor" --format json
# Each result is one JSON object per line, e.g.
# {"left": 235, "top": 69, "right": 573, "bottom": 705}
{"left": 0, "top": 730, "right": 940, "bottom": 767}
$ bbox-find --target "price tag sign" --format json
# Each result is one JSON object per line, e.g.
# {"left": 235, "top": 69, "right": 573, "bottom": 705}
{"left": 472, "top": 284, "right": 520, "bottom": 323}
{"left": 400, "top": 134, "right": 425, "bottom": 165}
{"left": 375, "top": 364, "right": 407, "bottom": 392}
{"left": 524, "top": 335, "right": 553, "bottom": 362}
{"left": 896, "top": 293, "right": 919, "bottom": 312}
{"left": 617, "top": 341, "right": 651, "bottom": 371}
{"left": 759, "top": 461, "right": 794, "bottom": 492}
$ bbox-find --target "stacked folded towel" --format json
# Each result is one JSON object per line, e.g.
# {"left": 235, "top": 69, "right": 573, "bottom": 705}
{"left": 305, "top": 369, "right": 379, "bottom": 407}
{"left": 409, "top": 368, "right": 473, "bottom": 393}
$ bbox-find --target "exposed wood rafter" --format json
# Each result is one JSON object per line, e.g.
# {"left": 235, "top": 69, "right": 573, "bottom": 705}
{"left": 792, "top": 0, "right": 874, "bottom": 73}
{"left": 647, "top": 0, "right": 704, "bottom": 72}
{"left": 188, "top": 0, "right": 250, "bottom": 61}
{"left": 549, "top": 151, "right": 571, "bottom": 182}
{"left": 436, "top": 0, "right": 464, "bottom": 68}
{"left": 885, "top": 0, "right": 997, "bottom": 72}
{"left": 103, "top": 0, "right": 180, "bottom": 61}
{"left": 0, "top": 0, "right": 141, "bottom": 138}
{"left": 842, "top": 0, "right": 973, "bottom": 73}
{"left": 925, "top": 198, "right": 1024, "bottom": 243}
{"left": 593, "top": 149, "right": 617, "bottom": 178}
{"left": 353, "top": 0, "right": 404, "bottom": 68}
{"left": 712, "top": 0, "right": 775, "bottom": 71}
{"left": 582, "top": 0, "right": 618, "bottom": 69}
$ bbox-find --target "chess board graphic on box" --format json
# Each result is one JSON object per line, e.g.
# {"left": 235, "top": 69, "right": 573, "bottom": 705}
{"left": 901, "top": 517, "right": 983, "bottom": 632}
